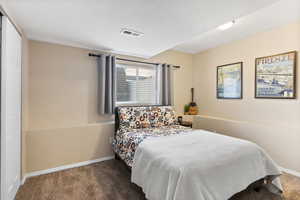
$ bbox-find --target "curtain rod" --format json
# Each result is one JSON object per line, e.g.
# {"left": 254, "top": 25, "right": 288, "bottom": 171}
{"left": 88, "top": 53, "right": 180, "bottom": 69}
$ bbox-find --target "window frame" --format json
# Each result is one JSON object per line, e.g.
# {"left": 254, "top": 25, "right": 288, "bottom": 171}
{"left": 115, "top": 62, "right": 160, "bottom": 106}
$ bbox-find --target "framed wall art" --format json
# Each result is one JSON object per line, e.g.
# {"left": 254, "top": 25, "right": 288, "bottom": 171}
{"left": 217, "top": 62, "right": 243, "bottom": 99}
{"left": 255, "top": 51, "right": 297, "bottom": 99}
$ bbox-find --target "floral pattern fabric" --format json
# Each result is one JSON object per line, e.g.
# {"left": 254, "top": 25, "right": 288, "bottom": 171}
{"left": 113, "top": 125, "right": 192, "bottom": 167}
{"left": 118, "top": 106, "right": 178, "bottom": 130}
{"left": 149, "top": 106, "right": 178, "bottom": 127}
{"left": 114, "top": 106, "right": 192, "bottom": 166}
{"left": 118, "top": 106, "right": 152, "bottom": 129}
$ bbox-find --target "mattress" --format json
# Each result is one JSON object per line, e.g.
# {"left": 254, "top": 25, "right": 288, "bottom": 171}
{"left": 112, "top": 125, "right": 191, "bottom": 167}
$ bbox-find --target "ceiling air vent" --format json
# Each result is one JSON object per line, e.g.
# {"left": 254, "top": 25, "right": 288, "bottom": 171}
{"left": 120, "top": 28, "right": 144, "bottom": 37}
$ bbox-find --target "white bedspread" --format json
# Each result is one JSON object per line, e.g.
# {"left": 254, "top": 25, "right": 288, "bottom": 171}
{"left": 132, "top": 129, "right": 282, "bottom": 200}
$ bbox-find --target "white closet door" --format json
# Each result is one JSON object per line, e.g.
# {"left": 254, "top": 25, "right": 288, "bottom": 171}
{"left": 1, "top": 16, "right": 22, "bottom": 200}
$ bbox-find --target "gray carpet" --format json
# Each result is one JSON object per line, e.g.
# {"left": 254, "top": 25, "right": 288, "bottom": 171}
{"left": 16, "top": 160, "right": 300, "bottom": 200}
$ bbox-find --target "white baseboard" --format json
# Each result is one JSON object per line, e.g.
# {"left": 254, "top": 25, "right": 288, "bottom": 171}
{"left": 21, "top": 156, "right": 114, "bottom": 185}
{"left": 20, "top": 157, "right": 300, "bottom": 186}
{"left": 279, "top": 166, "right": 300, "bottom": 178}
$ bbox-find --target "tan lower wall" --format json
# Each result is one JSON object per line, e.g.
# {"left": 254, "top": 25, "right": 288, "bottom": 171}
{"left": 26, "top": 123, "right": 114, "bottom": 172}
{"left": 193, "top": 115, "right": 300, "bottom": 172}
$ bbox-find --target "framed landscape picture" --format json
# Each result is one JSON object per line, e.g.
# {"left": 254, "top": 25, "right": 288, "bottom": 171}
{"left": 255, "top": 51, "right": 297, "bottom": 99}
{"left": 217, "top": 62, "right": 243, "bottom": 99}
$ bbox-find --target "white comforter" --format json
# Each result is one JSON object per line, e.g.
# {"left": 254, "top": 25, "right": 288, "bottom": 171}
{"left": 132, "top": 129, "right": 282, "bottom": 200}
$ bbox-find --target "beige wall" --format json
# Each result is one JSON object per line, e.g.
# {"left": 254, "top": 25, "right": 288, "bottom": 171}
{"left": 26, "top": 40, "right": 193, "bottom": 172}
{"left": 192, "top": 21, "right": 300, "bottom": 172}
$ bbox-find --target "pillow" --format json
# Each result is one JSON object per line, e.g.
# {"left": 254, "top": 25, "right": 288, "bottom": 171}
{"left": 118, "top": 106, "right": 152, "bottom": 129}
{"left": 149, "top": 106, "right": 178, "bottom": 127}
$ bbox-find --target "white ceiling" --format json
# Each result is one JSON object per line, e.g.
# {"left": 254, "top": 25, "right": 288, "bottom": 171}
{"left": 5, "top": 0, "right": 291, "bottom": 58}
{"left": 174, "top": 0, "right": 300, "bottom": 54}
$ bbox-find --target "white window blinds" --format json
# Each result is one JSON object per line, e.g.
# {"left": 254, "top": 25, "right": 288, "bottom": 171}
{"left": 116, "top": 63, "right": 160, "bottom": 105}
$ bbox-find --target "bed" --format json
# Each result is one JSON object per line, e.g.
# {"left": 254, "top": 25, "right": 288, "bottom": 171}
{"left": 113, "top": 106, "right": 282, "bottom": 200}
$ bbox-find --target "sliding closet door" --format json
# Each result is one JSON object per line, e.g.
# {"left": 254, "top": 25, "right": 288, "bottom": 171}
{"left": 1, "top": 16, "right": 22, "bottom": 200}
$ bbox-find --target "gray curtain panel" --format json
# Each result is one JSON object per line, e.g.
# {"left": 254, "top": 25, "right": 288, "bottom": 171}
{"left": 161, "top": 64, "right": 172, "bottom": 106}
{"left": 97, "top": 55, "right": 116, "bottom": 114}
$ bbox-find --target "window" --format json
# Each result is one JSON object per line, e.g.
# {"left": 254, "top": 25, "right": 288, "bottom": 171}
{"left": 116, "top": 63, "right": 160, "bottom": 105}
